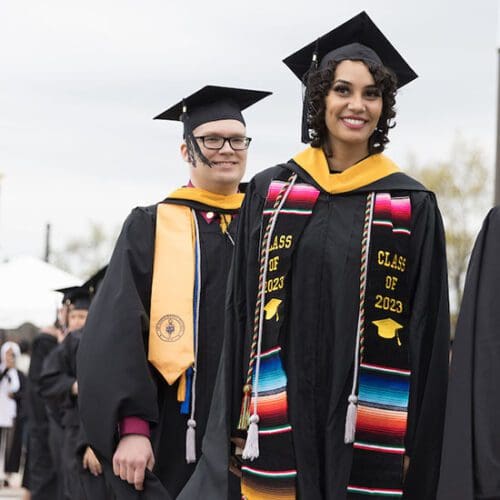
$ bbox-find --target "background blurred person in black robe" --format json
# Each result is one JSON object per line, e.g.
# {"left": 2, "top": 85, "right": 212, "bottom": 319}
{"left": 215, "top": 12, "right": 450, "bottom": 500}
{"left": 24, "top": 323, "right": 60, "bottom": 500}
{"left": 77, "top": 85, "right": 271, "bottom": 499}
{"left": 40, "top": 277, "right": 109, "bottom": 500}
{"left": 437, "top": 206, "right": 500, "bottom": 500}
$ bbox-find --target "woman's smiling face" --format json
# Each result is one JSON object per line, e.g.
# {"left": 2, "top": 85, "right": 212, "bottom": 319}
{"left": 324, "top": 59, "right": 383, "bottom": 155}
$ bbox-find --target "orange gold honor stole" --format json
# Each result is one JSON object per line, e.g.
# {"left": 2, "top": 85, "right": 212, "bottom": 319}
{"left": 148, "top": 203, "right": 196, "bottom": 386}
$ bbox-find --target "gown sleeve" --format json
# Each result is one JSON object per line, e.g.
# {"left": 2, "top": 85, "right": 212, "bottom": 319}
{"left": 77, "top": 206, "right": 158, "bottom": 460}
{"left": 437, "top": 206, "right": 500, "bottom": 500}
{"left": 38, "top": 341, "right": 74, "bottom": 403}
{"left": 403, "top": 192, "right": 450, "bottom": 499}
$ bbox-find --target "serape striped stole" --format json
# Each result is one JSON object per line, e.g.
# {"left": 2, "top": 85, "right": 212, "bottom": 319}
{"left": 241, "top": 178, "right": 319, "bottom": 500}
{"left": 240, "top": 182, "right": 413, "bottom": 499}
{"left": 348, "top": 193, "right": 412, "bottom": 498}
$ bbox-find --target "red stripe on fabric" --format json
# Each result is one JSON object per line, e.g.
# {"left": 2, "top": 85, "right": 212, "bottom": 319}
{"left": 391, "top": 197, "right": 411, "bottom": 227}
{"left": 374, "top": 193, "right": 392, "bottom": 219}
{"left": 250, "top": 391, "right": 288, "bottom": 426}
{"left": 356, "top": 405, "right": 408, "bottom": 439}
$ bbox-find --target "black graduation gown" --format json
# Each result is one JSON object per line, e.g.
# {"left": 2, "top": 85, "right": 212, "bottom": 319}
{"left": 40, "top": 330, "right": 110, "bottom": 500}
{"left": 77, "top": 198, "right": 240, "bottom": 499}
{"left": 39, "top": 345, "right": 66, "bottom": 499}
{"left": 437, "top": 206, "right": 500, "bottom": 500}
{"left": 222, "top": 161, "right": 450, "bottom": 499}
{"left": 25, "top": 332, "right": 59, "bottom": 500}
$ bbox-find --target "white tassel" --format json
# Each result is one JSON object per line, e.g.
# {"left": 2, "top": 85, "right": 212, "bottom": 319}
{"left": 186, "top": 419, "right": 197, "bottom": 463}
{"left": 344, "top": 395, "right": 358, "bottom": 444}
{"left": 242, "top": 414, "right": 260, "bottom": 461}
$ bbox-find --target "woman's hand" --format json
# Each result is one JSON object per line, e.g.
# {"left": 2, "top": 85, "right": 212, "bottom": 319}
{"left": 112, "top": 435, "right": 155, "bottom": 491}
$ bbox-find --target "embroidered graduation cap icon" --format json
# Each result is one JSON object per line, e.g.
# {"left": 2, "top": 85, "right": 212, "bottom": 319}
{"left": 372, "top": 317, "right": 403, "bottom": 346}
{"left": 264, "top": 298, "right": 283, "bottom": 321}
{"left": 282, "top": 11, "right": 418, "bottom": 142}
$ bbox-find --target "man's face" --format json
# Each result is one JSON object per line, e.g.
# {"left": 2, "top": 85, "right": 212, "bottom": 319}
{"left": 181, "top": 119, "right": 247, "bottom": 195}
{"left": 67, "top": 308, "right": 88, "bottom": 332}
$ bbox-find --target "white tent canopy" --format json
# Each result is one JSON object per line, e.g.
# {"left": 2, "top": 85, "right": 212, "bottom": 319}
{"left": 0, "top": 255, "right": 81, "bottom": 328}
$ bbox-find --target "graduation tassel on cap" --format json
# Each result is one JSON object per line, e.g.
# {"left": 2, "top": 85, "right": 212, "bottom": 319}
{"left": 300, "top": 40, "right": 319, "bottom": 143}
{"left": 181, "top": 100, "right": 212, "bottom": 168}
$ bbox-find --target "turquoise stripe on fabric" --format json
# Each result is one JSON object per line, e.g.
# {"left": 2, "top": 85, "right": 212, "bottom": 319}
{"left": 358, "top": 370, "right": 410, "bottom": 409}
{"left": 253, "top": 352, "right": 287, "bottom": 393}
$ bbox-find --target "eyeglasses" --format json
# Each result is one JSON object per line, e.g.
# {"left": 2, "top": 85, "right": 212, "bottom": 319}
{"left": 194, "top": 136, "right": 252, "bottom": 151}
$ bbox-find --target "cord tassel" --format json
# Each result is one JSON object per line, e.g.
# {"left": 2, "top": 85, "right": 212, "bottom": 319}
{"left": 186, "top": 419, "right": 197, "bottom": 463}
{"left": 242, "top": 414, "right": 259, "bottom": 461}
{"left": 344, "top": 395, "right": 358, "bottom": 444}
{"left": 238, "top": 384, "right": 252, "bottom": 430}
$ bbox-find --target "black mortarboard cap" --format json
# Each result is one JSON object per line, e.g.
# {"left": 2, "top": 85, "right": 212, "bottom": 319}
{"left": 55, "top": 266, "right": 107, "bottom": 311}
{"left": 154, "top": 85, "right": 271, "bottom": 167}
{"left": 82, "top": 265, "right": 108, "bottom": 298}
{"left": 154, "top": 85, "right": 272, "bottom": 130}
{"left": 55, "top": 286, "right": 91, "bottom": 310}
{"left": 283, "top": 11, "right": 417, "bottom": 89}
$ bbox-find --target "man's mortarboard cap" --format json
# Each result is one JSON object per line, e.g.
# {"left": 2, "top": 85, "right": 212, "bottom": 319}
{"left": 283, "top": 11, "right": 417, "bottom": 88}
{"left": 153, "top": 85, "right": 272, "bottom": 130}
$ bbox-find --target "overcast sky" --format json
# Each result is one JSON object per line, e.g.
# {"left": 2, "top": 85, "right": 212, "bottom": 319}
{"left": 0, "top": 0, "right": 498, "bottom": 267}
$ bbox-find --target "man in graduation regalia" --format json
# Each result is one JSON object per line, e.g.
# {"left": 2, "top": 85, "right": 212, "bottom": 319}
{"left": 77, "top": 85, "right": 271, "bottom": 499}
{"left": 437, "top": 206, "right": 500, "bottom": 500}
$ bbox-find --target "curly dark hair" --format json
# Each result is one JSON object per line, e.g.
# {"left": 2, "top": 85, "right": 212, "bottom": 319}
{"left": 306, "top": 59, "right": 397, "bottom": 155}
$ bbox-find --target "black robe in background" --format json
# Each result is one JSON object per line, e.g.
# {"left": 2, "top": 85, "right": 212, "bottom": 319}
{"left": 77, "top": 198, "right": 241, "bottom": 499}
{"left": 25, "top": 332, "right": 59, "bottom": 500}
{"left": 220, "top": 160, "right": 450, "bottom": 499}
{"left": 40, "top": 330, "right": 110, "bottom": 500}
{"left": 437, "top": 206, "right": 500, "bottom": 500}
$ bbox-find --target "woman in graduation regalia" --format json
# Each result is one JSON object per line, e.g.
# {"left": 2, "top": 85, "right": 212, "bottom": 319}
{"left": 223, "top": 12, "right": 450, "bottom": 500}
{"left": 77, "top": 85, "right": 271, "bottom": 499}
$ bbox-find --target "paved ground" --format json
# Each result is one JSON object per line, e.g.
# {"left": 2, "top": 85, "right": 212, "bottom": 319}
{"left": 0, "top": 488, "right": 24, "bottom": 499}
{"left": 0, "top": 474, "right": 25, "bottom": 499}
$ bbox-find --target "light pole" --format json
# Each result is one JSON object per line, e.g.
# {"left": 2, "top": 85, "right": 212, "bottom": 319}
{"left": 496, "top": 47, "right": 500, "bottom": 205}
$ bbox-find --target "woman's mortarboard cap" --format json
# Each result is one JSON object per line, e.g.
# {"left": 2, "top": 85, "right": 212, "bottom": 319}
{"left": 282, "top": 11, "right": 417, "bottom": 89}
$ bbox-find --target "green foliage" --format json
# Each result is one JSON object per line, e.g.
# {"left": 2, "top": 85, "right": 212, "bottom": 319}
{"left": 410, "top": 134, "right": 492, "bottom": 332}
{"left": 52, "top": 222, "right": 118, "bottom": 279}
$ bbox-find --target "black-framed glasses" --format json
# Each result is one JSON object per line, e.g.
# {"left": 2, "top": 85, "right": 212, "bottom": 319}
{"left": 194, "top": 136, "right": 252, "bottom": 151}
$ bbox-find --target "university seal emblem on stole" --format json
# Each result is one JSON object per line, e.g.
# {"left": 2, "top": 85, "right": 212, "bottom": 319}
{"left": 156, "top": 314, "right": 185, "bottom": 342}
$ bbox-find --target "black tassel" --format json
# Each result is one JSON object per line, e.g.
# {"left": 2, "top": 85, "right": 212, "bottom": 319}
{"left": 301, "top": 41, "right": 320, "bottom": 144}
{"left": 181, "top": 101, "right": 212, "bottom": 168}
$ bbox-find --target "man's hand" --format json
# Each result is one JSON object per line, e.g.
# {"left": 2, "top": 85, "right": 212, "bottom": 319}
{"left": 82, "top": 447, "right": 103, "bottom": 476}
{"left": 112, "top": 435, "right": 155, "bottom": 491}
{"left": 71, "top": 381, "right": 78, "bottom": 395}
